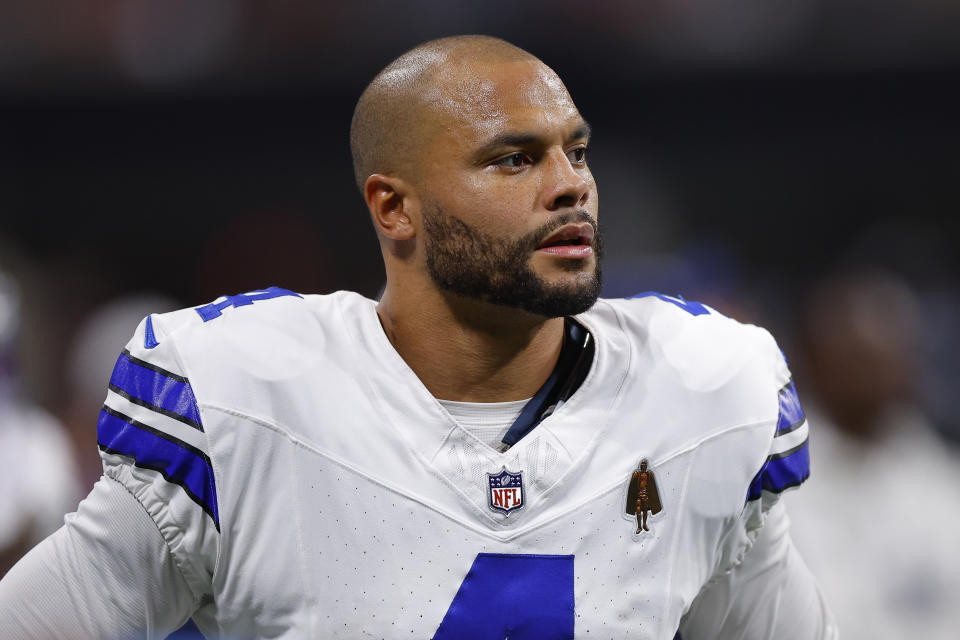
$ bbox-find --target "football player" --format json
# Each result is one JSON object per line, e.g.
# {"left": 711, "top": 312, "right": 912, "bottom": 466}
{"left": 0, "top": 35, "right": 835, "bottom": 639}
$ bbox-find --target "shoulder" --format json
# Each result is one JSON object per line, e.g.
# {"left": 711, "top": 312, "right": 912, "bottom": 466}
{"left": 592, "top": 292, "right": 789, "bottom": 396}
{"left": 586, "top": 293, "right": 802, "bottom": 505}
{"left": 139, "top": 288, "right": 367, "bottom": 381}
{"left": 603, "top": 293, "right": 810, "bottom": 505}
{"left": 123, "top": 287, "right": 378, "bottom": 427}
{"left": 147, "top": 287, "right": 358, "bottom": 350}
{"left": 103, "top": 287, "right": 370, "bottom": 450}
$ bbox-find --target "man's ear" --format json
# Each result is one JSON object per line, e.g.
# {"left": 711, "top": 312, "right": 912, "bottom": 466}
{"left": 364, "top": 174, "right": 417, "bottom": 241}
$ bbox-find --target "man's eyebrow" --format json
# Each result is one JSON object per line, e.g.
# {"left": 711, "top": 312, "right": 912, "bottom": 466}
{"left": 471, "top": 121, "right": 593, "bottom": 163}
{"left": 472, "top": 133, "right": 541, "bottom": 162}
{"left": 569, "top": 121, "right": 591, "bottom": 142}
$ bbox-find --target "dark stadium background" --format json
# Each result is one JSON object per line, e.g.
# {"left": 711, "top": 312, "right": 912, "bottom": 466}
{"left": 3, "top": 1, "right": 957, "bottom": 426}
{"left": 1, "top": 2, "right": 959, "bottom": 636}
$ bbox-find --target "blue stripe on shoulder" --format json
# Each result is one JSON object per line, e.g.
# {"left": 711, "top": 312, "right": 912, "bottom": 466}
{"left": 98, "top": 408, "right": 219, "bottom": 529}
{"left": 747, "top": 380, "right": 811, "bottom": 501}
{"left": 777, "top": 380, "right": 805, "bottom": 434}
{"left": 628, "top": 292, "right": 712, "bottom": 317}
{"left": 747, "top": 441, "right": 810, "bottom": 501}
{"left": 764, "top": 442, "right": 810, "bottom": 494}
{"left": 108, "top": 351, "right": 202, "bottom": 430}
{"left": 144, "top": 316, "right": 160, "bottom": 349}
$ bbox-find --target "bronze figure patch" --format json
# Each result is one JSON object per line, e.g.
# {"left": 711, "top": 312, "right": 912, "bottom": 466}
{"left": 625, "top": 459, "right": 662, "bottom": 534}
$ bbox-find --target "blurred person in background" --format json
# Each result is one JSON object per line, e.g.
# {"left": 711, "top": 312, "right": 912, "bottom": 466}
{"left": 0, "top": 265, "right": 80, "bottom": 578}
{"left": 786, "top": 267, "right": 960, "bottom": 640}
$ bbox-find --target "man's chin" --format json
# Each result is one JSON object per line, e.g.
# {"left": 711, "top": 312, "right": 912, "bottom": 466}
{"left": 518, "top": 277, "right": 602, "bottom": 318}
{"left": 438, "top": 272, "right": 601, "bottom": 319}
{"left": 513, "top": 262, "right": 600, "bottom": 316}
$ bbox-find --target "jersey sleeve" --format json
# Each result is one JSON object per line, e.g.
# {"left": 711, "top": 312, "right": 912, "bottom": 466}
{"left": 745, "top": 369, "right": 810, "bottom": 504}
{"left": 680, "top": 335, "right": 835, "bottom": 638}
{"left": 0, "top": 477, "right": 196, "bottom": 639}
{"left": 97, "top": 313, "right": 220, "bottom": 600}
{"left": 678, "top": 501, "right": 837, "bottom": 639}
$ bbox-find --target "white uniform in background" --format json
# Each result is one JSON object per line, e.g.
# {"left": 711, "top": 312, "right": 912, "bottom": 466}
{"left": 0, "top": 402, "right": 79, "bottom": 558}
{"left": 0, "top": 268, "right": 80, "bottom": 569}
{"left": 0, "top": 289, "right": 835, "bottom": 639}
{"left": 787, "top": 405, "right": 960, "bottom": 640}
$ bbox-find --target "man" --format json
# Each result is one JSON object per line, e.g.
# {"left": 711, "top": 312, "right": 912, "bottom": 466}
{"left": 788, "top": 270, "right": 960, "bottom": 640}
{"left": 0, "top": 35, "right": 835, "bottom": 638}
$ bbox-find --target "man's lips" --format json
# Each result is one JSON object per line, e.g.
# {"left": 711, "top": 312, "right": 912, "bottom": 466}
{"left": 535, "top": 223, "right": 595, "bottom": 257}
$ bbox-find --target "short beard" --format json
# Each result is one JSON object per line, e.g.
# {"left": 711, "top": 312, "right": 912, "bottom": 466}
{"left": 421, "top": 206, "right": 603, "bottom": 318}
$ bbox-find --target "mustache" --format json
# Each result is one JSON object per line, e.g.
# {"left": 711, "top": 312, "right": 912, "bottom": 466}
{"left": 525, "top": 209, "right": 598, "bottom": 249}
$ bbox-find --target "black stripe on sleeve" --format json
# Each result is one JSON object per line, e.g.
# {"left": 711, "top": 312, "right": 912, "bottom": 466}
{"left": 121, "top": 348, "right": 190, "bottom": 384}
{"left": 775, "top": 417, "right": 807, "bottom": 437}
{"left": 767, "top": 436, "right": 810, "bottom": 462}
{"left": 99, "top": 404, "right": 212, "bottom": 468}
{"left": 777, "top": 378, "right": 795, "bottom": 396}
{"left": 763, "top": 474, "right": 810, "bottom": 496}
{"left": 98, "top": 444, "right": 220, "bottom": 532}
{"left": 107, "top": 383, "right": 204, "bottom": 431}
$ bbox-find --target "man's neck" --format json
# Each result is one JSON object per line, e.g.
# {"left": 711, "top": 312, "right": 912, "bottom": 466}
{"left": 376, "top": 286, "right": 564, "bottom": 403}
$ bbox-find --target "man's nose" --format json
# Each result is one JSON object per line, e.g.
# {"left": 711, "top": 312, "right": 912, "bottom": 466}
{"left": 541, "top": 149, "right": 591, "bottom": 211}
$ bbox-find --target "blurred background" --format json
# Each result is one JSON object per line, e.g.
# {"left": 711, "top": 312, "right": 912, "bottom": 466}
{"left": 1, "top": 1, "right": 958, "bottom": 638}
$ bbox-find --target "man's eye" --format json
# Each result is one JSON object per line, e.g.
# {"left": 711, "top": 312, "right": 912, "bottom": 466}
{"left": 568, "top": 147, "right": 588, "bottom": 164}
{"left": 494, "top": 153, "right": 529, "bottom": 168}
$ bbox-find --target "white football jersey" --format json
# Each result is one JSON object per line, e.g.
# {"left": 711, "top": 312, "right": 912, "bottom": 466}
{"left": 95, "top": 288, "right": 819, "bottom": 639}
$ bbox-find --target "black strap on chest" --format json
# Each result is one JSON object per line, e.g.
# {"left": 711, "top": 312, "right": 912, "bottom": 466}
{"left": 498, "top": 318, "right": 595, "bottom": 452}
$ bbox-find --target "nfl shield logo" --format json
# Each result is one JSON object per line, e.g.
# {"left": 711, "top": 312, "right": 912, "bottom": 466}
{"left": 487, "top": 466, "right": 524, "bottom": 515}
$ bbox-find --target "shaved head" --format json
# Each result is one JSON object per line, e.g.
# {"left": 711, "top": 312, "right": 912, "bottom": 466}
{"left": 349, "top": 35, "right": 546, "bottom": 192}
